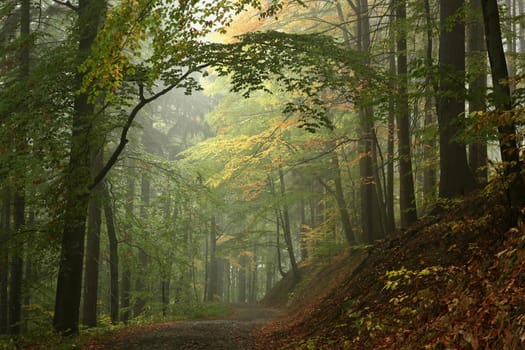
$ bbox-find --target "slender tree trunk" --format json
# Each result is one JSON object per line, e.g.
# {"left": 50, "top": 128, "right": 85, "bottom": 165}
{"left": 206, "top": 217, "right": 218, "bottom": 301}
{"left": 134, "top": 120, "right": 153, "bottom": 316}
{"left": 423, "top": 0, "right": 437, "bottom": 205}
{"left": 238, "top": 255, "right": 247, "bottom": 303}
{"left": 386, "top": 45, "right": 396, "bottom": 232}
{"left": 9, "top": 192, "right": 24, "bottom": 335}
{"left": 8, "top": 0, "right": 30, "bottom": 335}
{"left": 274, "top": 208, "right": 286, "bottom": 278}
{"left": 481, "top": 0, "right": 525, "bottom": 212}
{"left": 468, "top": 0, "right": 488, "bottom": 185}
{"left": 278, "top": 167, "right": 300, "bottom": 281}
{"left": 103, "top": 183, "right": 119, "bottom": 324}
{"left": 0, "top": 188, "right": 10, "bottom": 335}
{"left": 299, "top": 200, "right": 308, "bottom": 260}
{"left": 437, "top": 0, "right": 474, "bottom": 199}
{"left": 395, "top": 0, "right": 418, "bottom": 227}
{"left": 120, "top": 170, "right": 134, "bottom": 323}
{"left": 82, "top": 149, "right": 103, "bottom": 327}
{"left": 249, "top": 245, "right": 257, "bottom": 303}
{"left": 319, "top": 151, "right": 356, "bottom": 244}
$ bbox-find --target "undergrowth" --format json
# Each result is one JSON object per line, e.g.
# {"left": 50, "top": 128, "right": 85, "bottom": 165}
{"left": 0, "top": 302, "right": 233, "bottom": 349}
{"left": 258, "top": 183, "right": 525, "bottom": 349}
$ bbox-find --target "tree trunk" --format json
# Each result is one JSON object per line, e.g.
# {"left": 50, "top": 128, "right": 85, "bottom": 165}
{"left": 206, "top": 217, "right": 218, "bottom": 301}
{"left": 386, "top": 43, "right": 396, "bottom": 233}
{"left": 8, "top": 191, "right": 24, "bottom": 335}
{"left": 238, "top": 255, "right": 247, "bottom": 303}
{"left": 82, "top": 149, "right": 103, "bottom": 327}
{"left": 8, "top": 0, "right": 30, "bottom": 335}
{"left": 437, "top": 0, "right": 474, "bottom": 199}
{"left": 134, "top": 120, "right": 153, "bottom": 316}
{"left": 53, "top": 0, "right": 106, "bottom": 334}
{"left": 120, "top": 169, "right": 134, "bottom": 323}
{"left": 0, "top": 188, "right": 10, "bottom": 334}
{"left": 395, "top": 0, "right": 418, "bottom": 228}
{"left": 468, "top": 0, "right": 488, "bottom": 185}
{"left": 332, "top": 154, "right": 356, "bottom": 244}
{"left": 103, "top": 182, "right": 119, "bottom": 324}
{"left": 423, "top": 0, "right": 437, "bottom": 205}
{"left": 278, "top": 167, "right": 300, "bottom": 281}
{"left": 299, "top": 200, "right": 308, "bottom": 260}
{"left": 481, "top": 0, "right": 525, "bottom": 212}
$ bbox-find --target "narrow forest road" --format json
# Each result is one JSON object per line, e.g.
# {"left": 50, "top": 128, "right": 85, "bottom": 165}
{"left": 86, "top": 305, "right": 282, "bottom": 350}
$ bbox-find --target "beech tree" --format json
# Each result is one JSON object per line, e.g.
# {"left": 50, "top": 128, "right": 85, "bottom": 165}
{"left": 437, "top": 0, "right": 475, "bottom": 198}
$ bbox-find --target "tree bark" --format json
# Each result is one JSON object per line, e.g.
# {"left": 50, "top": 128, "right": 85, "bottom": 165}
{"left": 82, "top": 149, "right": 103, "bottom": 327}
{"left": 278, "top": 167, "right": 300, "bottom": 281}
{"left": 8, "top": 0, "right": 30, "bottom": 335}
{"left": 467, "top": 0, "right": 488, "bottom": 185}
{"left": 423, "top": 0, "right": 437, "bottom": 205}
{"left": 8, "top": 192, "right": 24, "bottom": 335}
{"left": 206, "top": 216, "right": 218, "bottom": 301}
{"left": 53, "top": 0, "right": 106, "bottom": 334}
{"left": 386, "top": 43, "right": 396, "bottom": 233}
{"left": 0, "top": 187, "right": 8, "bottom": 334}
{"left": 103, "top": 182, "right": 119, "bottom": 324}
{"left": 481, "top": 0, "right": 525, "bottom": 212}
{"left": 437, "top": 0, "right": 474, "bottom": 199}
{"left": 120, "top": 169, "right": 134, "bottom": 323}
{"left": 395, "top": 0, "right": 418, "bottom": 228}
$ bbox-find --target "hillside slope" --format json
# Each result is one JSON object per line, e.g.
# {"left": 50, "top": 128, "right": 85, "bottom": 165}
{"left": 258, "top": 185, "right": 525, "bottom": 349}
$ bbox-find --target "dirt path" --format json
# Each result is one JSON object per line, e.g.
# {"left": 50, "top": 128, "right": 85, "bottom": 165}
{"left": 88, "top": 305, "right": 281, "bottom": 350}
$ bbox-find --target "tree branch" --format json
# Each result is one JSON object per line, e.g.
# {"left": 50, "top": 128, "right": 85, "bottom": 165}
{"left": 89, "top": 63, "right": 211, "bottom": 190}
{"left": 52, "top": 0, "right": 78, "bottom": 11}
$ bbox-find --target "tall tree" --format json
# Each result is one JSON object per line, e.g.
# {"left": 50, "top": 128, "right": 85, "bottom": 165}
{"left": 481, "top": 0, "right": 525, "bottom": 212}
{"left": 82, "top": 149, "right": 103, "bottom": 327}
{"left": 395, "top": 0, "right": 417, "bottom": 227}
{"left": 467, "top": 0, "right": 488, "bottom": 185}
{"left": 0, "top": 188, "right": 10, "bottom": 334}
{"left": 103, "top": 182, "right": 119, "bottom": 324}
{"left": 423, "top": 0, "right": 437, "bottom": 204}
{"left": 53, "top": 0, "right": 106, "bottom": 334}
{"left": 437, "top": 0, "right": 474, "bottom": 198}
{"left": 206, "top": 216, "right": 219, "bottom": 301}
{"left": 8, "top": 0, "right": 30, "bottom": 334}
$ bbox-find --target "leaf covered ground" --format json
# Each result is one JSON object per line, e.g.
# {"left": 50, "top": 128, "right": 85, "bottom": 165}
{"left": 257, "top": 183, "right": 525, "bottom": 349}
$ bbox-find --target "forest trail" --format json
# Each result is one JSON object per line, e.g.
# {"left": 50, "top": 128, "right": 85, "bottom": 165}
{"left": 86, "top": 305, "right": 281, "bottom": 350}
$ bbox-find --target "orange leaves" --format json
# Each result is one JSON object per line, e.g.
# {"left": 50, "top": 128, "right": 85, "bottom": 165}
{"left": 240, "top": 178, "right": 267, "bottom": 201}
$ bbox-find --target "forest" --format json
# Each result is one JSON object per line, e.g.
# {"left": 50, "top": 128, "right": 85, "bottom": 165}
{"left": 1, "top": 0, "right": 525, "bottom": 348}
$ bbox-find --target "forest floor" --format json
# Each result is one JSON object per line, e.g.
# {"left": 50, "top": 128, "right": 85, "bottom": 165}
{"left": 84, "top": 304, "right": 281, "bottom": 350}
{"left": 257, "top": 182, "right": 525, "bottom": 349}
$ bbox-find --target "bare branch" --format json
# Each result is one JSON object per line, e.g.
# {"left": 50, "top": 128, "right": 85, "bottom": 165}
{"left": 89, "top": 63, "right": 211, "bottom": 190}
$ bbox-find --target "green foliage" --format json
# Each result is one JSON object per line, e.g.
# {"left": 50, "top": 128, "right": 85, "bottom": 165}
{"left": 208, "top": 30, "right": 375, "bottom": 131}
